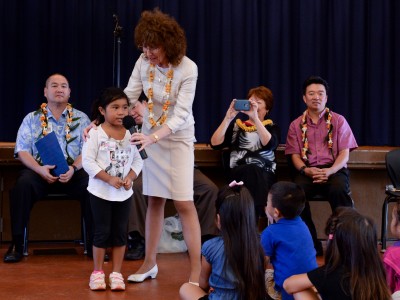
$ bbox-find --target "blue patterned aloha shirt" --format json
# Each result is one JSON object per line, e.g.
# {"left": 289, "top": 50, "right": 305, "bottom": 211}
{"left": 14, "top": 104, "right": 90, "bottom": 165}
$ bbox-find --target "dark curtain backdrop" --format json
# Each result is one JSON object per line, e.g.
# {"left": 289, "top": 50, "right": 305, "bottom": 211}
{"left": 1, "top": 0, "right": 399, "bottom": 145}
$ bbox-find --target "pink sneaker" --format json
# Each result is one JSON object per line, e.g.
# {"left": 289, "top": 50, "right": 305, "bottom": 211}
{"left": 109, "top": 272, "right": 125, "bottom": 291}
{"left": 89, "top": 271, "right": 106, "bottom": 291}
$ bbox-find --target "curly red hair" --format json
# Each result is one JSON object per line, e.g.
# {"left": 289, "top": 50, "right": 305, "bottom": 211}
{"left": 134, "top": 8, "right": 187, "bottom": 66}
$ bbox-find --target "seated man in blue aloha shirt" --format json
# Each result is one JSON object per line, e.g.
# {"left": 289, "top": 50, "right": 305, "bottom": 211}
{"left": 4, "top": 73, "right": 91, "bottom": 263}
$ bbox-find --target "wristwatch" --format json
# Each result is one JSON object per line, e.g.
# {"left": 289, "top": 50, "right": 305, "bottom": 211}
{"left": 72, "top": 165, "right": 79, "bottom": 173}
{"left": 299, "top": 165, "right": 307, "bottom": 175}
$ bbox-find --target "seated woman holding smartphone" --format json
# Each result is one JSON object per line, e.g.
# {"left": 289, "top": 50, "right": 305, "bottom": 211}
{"left": 210, "top": 86, "right": 280, "bottom": 224}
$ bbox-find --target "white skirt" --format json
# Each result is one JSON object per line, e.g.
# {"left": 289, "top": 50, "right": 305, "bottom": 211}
{"left": 141, "top": 125, "right": 194, "bottom": 201}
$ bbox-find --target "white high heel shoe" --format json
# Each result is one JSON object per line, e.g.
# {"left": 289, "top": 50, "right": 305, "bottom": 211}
{"left": 127, "top": 264, "right": 158, "bottom": 283}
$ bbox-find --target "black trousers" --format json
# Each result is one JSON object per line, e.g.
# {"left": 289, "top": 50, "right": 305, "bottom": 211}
{"left": 128, "top": 168, "right": 219, "bottom": 238}
{"left": 90, "top": 194, "right": 131, "bottom": 248}
{"left": 230, "top": 164, "right": 276, "bottom": 220}
{"left": 9, "top": 168, "right": 92, "bottom": 247}
{"left": 294, "top": 167, "right": 352, "bottom": 245}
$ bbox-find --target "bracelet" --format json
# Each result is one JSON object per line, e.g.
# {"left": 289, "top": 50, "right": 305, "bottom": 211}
{"left": 299, "top": 165, "right": 307, "bottom": 175}
{"left": 72, "top": 165, "right": 79, "bottom": 173}
{"left": 152, "top": 134, "right": 159, "bottom": 143}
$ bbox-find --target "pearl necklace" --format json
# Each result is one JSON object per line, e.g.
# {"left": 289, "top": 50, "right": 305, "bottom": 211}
{"left": 147, "top": 64, "right": 174, "bottom": 128}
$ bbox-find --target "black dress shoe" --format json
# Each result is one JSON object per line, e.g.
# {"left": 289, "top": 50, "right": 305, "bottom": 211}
{"left": 125, "top": 238, "right": 145, "bottom": 260}
{"left": 3, "top": 245, "right": 23, "bottom": 263}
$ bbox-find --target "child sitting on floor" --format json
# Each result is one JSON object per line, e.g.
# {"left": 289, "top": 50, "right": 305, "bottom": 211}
{"left": 383, "top": 199, "right": 400, "bottom": 296}
{"left": 179, "top": 181, "right": 268, "bottom": 300}
{"left": 284, "top": 207, "right": 391, "bottom": 300}
{"left": 261, "top": 181, "right": 317, "bottom": 300}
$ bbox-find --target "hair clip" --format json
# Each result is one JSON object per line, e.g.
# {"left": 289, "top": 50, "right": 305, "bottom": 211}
{"left": 229, "top": 180, "right": 244, "bottom": 187}
{"left": 328, "top": 234, "right": 334, "bottom": 240}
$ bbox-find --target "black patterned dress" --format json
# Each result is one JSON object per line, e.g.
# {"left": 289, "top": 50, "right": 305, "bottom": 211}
{"left": 211, "top": 119, "right": 280, "bottom": 219}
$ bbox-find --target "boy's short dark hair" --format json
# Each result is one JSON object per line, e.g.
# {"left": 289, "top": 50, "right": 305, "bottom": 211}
{"left": 268, "top": 181, "right": 305, "bottom": 219}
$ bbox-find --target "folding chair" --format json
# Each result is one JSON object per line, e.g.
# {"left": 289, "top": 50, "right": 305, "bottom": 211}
{"left": 381, "top": 149, "right": 400, "bottom": 251}
{"left": 23, "top": 193, "right": 87, "bottom": 256}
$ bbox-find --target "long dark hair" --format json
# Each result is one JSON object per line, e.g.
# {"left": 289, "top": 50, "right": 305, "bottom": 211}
{"left": 324, "top": 207, "right": 391, "bottom": 300}
{"left": 91, "top": 87, "right": 129, "bottom": 125}
{"left": 216, "top": 184, "right": 267, "bottom": 300}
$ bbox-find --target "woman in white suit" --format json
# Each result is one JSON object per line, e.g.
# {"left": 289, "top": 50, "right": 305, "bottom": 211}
{"left": 124, "top": 8, "right": 201, "bottom": 286}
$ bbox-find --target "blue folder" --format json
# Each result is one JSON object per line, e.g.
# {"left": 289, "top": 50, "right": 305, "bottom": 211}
{"left": 35, "top": 131, "right": 69, "bottom": 176}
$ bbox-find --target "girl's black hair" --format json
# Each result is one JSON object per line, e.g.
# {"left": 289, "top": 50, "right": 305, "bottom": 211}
{"left": 91, "top": 87, "right": 129, "bottom": 125}
{"left": 324, "top": 207, "right": 391, "bottom": 300}
{"left": 216, "top": 184, "right": 267, "bottom": 300}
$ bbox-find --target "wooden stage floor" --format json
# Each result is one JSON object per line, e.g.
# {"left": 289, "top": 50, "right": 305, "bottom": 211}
{"left": 0, "top": 240, "right": 336, "bottom": 300}
{"left": 0, "top": 242, "right": 192, "bottom": 300}
{"left": 0, "top": 240, "right": 389, "bottom": 299}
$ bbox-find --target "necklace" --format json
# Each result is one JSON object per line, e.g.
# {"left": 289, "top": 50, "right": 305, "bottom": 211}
{"left": 102, "top": 124, "right": 124, "bottom": 147}
{"left": 35, "top": 102, "right": 81, "bottom": 165}
{"left": 147, "top": 64, "right": 174, "bottom": 128}
{"left": 300, "top": 107, "right": 333, "bottom": 162}
{"left": 111, "top": 138, "right": 124, "bottom": 147}
{"left": 236, "top": 119, "right": 273, "bottom": 132}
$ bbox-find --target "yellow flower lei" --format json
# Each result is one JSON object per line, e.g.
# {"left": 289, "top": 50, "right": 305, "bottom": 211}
{"left": 39, "top": 103, "right": 74, "bottom": 139}
{"left": 300, "top": 107, "right": 333, "bottom": 162}
{"left": 35, "top": 102, "right": 81, "bottom": 165}
{"left": 147, "top": 64, "right": 174, "bottom": 128}
{"left": 236, "top": 119, "right": 273, "bottom": 132}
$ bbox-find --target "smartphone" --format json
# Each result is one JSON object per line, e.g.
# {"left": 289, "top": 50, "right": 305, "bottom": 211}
{"left": 234, "top": 99, "right": 250, "bottom": 111}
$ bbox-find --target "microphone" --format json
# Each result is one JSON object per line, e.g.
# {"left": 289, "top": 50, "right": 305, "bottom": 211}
{"left": 123, "top": 116, "right": 148, "bottom": 160}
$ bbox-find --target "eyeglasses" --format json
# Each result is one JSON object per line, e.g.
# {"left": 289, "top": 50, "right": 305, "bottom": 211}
{"left": 139, "top": 45, "right": 160, "bottom": 53}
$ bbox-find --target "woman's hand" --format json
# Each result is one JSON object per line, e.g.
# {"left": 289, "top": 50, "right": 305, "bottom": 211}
{"left": 226, "top": 100, "right": 239, "bottom": 121}
{"left": 130, "top": 132, "right": 154, "bottom": 151}
{"left": 210, "top": 100, "right": 240, "bottom": 146}
{"left": 241, "top": 98, "right": 259, "bottom": 121}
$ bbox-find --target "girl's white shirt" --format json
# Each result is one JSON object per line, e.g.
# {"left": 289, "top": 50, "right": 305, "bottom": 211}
{"left": 82, "top": 124, "right": 143, "bottom": 201}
